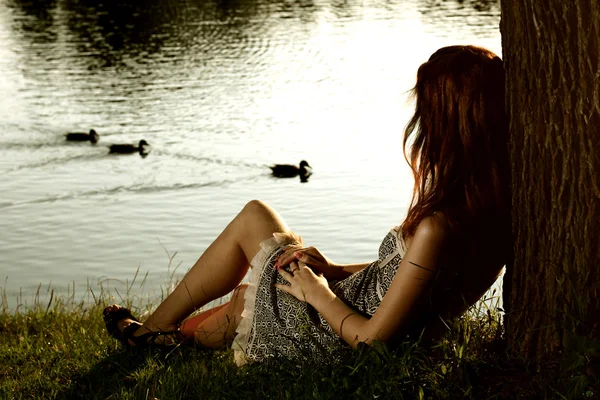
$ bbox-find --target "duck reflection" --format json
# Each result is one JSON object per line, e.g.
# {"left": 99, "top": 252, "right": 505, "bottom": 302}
{"left": 109, "top": 139, "right": 150, "bottom": 157}
{"left": 65, "top": 129, "right": 99, "bottom": 144}
{"left": 270, "top": 160, "right": 312, "bottom": 183}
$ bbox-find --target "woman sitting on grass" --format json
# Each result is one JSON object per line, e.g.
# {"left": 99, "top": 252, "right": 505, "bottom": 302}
{"left": 104, "top": 45, "right": 510, "bottom": 366}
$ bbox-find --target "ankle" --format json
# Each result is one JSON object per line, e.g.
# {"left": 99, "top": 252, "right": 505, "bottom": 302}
{"left": 136, "top": 322, "right": 179, "bottom": 335}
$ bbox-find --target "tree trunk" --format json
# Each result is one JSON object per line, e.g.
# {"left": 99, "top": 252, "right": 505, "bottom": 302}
{"left": 500, "top": 1, "right": 600, "bottom": 360}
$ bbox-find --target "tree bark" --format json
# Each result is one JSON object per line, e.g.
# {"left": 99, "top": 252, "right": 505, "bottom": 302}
{"left": 500, "top": 1, "right": 600, "bottom": 360}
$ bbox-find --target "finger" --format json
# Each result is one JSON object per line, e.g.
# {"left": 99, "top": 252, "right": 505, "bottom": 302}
{"left": 282, "top": 244, "right": 302, "bottom": 254}
{"left": 276, "top": 248, "right": 305, "bottom": 268}
{"left": 297, "top": 262, "right": 316, "bottom": 277}
{"left": 274, "top": 284, "right": 292, "bottom": 294}
{"left": 294, "top": 251, "right": 312, "bottom": 263}
{"left": 277, "top": 267, "right": 294, "bottom": 282}
{"left": 292, "top": 258, "right": 317, "bottom": 275}
{"left": 300, "top": 246, "right": 318, "bottom": 258}
{"left": 288, "top": 261, "right": 299, "bottom": 272}
{"left": 275, "top": 247, "right": 299, "bottom": 265}
{"left": 291, "top": 262, "right": 307, "bottom": 277}
{"left": 296, "top": 252, "right": 323, "bottom": 268}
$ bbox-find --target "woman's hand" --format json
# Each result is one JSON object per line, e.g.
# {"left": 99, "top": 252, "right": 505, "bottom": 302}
{"left": 275, "top": 261, "right": 333, "bottom": 304}
{"left": 274, "top": 246, "right": 346, "bottom": 280}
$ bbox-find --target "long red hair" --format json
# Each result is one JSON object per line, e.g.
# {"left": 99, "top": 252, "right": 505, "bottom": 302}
{"left": 401, "top": 45, "right": 510, "bottom": 248}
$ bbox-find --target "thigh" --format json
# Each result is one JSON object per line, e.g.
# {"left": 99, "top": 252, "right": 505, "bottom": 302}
{"left": 191, "top": 284, "right": 248, "bottom": 348}
{"left": 179, "top": 302, "right": 229, "bottom": 338}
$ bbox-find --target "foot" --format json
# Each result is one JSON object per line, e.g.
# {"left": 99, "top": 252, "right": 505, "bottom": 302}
{"left": 103, "top": 304, "right": 183, "bottom": 347}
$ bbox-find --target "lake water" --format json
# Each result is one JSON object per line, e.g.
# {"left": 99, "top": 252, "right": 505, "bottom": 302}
{"left": 0, "top": 0, "right": 502, "bottom": 310}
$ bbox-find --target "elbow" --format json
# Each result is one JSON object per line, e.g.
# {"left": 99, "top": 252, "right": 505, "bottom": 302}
{"left": 349, "top": 327, "right": 390, "bottom": 349}
{"left": 356, "top": 337, "right": 376, "bottom": 348}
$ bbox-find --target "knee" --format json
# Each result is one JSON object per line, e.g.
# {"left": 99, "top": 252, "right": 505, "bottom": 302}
{"left": 239, "top": 200, "right": 276, "bottom": 224}
{"left": 242, "top": 199, "right": 270, "bottom": 215}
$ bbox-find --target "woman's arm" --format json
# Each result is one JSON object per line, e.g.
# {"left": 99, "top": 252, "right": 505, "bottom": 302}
{"left": 334, "top": 262, "right": 372, "bottom": 276}
{"left": 275, "top": 246, "right": 372, "bottom": 280}
{"left": 276, "top": 216, "right": 449, "bottom": 347}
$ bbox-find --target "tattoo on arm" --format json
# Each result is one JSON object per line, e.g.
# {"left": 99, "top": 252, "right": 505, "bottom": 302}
{"left": 408, "top": 261, "right": 434, "bottom": 272}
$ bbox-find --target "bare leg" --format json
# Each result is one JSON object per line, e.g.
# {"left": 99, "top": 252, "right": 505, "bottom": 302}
{"left": 179, "top": 303, "right": 230, "bottom": 337}
{"left": 107, "top": 200, "right": 291, "bottom": 341}
{"left": 184, "top": 284, "right": 248, "bottom": 348}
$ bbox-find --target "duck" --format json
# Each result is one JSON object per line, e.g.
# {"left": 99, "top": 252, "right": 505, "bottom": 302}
{"left": 108, "top": 139, "right": 149, "bottom": 154}
{"left": 270, "top": 160, "right": 312, "bottom": 179}
{"left": 65, "top": 129, "right": 99, "bottom": 144}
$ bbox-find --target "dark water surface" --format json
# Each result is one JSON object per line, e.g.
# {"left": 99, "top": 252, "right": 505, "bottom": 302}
{"left": 0, "top": 0, "right": 501, "bottom": 309}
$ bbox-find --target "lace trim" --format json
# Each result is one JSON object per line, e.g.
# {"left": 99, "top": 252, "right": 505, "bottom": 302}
{"left": 232, "top": 232, "right": 298, "bottom": 366}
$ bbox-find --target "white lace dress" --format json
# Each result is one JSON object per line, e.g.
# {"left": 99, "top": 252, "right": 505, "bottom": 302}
{"left": 232, "top": 227, "right": 406, "bottom": 366}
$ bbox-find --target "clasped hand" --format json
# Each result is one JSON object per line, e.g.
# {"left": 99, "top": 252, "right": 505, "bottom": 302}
{"left": 274, "top": 245, "right": 346, "bottom": 280}
{"left": 275, "top": 260, "right": 330, "bottom": 303}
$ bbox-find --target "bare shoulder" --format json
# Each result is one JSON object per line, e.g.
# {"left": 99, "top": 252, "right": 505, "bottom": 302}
{"left": 411, "top": 213, "right": 451, "bottom": 245}
{"left": 402, "top": 213, "right": 452, "bottom": 266}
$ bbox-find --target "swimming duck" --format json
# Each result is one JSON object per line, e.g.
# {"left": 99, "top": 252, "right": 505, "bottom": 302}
{"left": 65, "top": 129, "right": 99, "bottom": 144}
{"left": 270, "top": 160, "right": 312, "bottom": 179}
{"left": 109, "top": 140, "right": 149, "bottom": 154}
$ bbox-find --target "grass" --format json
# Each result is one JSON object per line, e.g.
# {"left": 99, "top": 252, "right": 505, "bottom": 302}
{"left": 0, "top": 279, "right": 598, "bottom": 399}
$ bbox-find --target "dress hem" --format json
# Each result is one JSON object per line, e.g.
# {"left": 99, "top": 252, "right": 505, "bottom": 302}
{"left": 232, "top": 232, "right": 300, "bottom": 366}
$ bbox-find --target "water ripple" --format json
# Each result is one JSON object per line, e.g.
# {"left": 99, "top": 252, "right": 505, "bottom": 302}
{"left": 4, "top": 152, "right": 105, "bottom": 173}
{"left": 0, "top": 0, "right": 501, "bottom": 306}
{"left": 0, "top": 176, "right": 265, "bottom": 210}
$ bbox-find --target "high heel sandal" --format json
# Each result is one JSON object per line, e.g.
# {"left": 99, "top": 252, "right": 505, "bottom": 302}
{"left": 103, "top": 306, "right": 183, "bottom": 348}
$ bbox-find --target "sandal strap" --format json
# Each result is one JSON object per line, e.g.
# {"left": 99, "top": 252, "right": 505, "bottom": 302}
{"left": 121, "top": 322, "right": 142, "bottom": 341}
{"left": 124, "top": 328, "right": 182, "bottom": 348}
{"left": 103, "top": 306, "right": 184, "bottom": 347}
